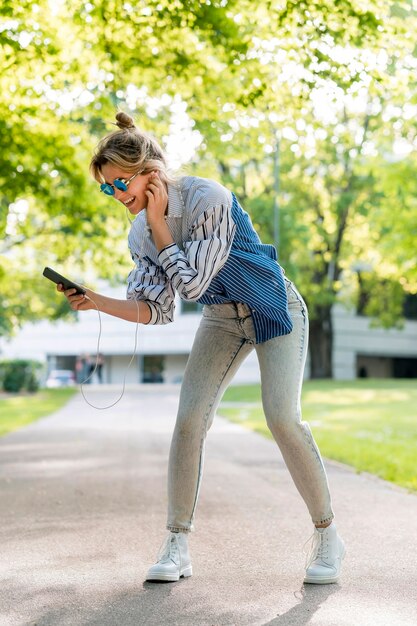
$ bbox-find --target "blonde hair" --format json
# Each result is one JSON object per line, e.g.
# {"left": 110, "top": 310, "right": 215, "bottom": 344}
{"left": 90, "top": 111, "right": 174, "bottom": 185}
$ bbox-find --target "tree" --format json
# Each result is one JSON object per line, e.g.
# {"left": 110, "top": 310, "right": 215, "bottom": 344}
{"left": 189, "top": 1, "right": 417, "bottom": 377}
{"left": 1, "top": 0, "right": 416, "bottom": 381}
{"left": 1, "top": 0, "right": 253, "bottom": 335}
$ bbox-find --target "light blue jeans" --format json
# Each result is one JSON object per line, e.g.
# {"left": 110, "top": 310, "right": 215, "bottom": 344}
{"left": 167, "top": 279, "right": 334, "bottom": 532}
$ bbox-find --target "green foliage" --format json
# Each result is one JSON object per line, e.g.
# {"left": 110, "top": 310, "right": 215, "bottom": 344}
{"left": 0, "top": 359, "right": 42, "bottom": 393}
{"left": 0, "top": 387, "right": 77, "bottom": 437}
{"left": 220, "top": 380, "right": 417, "bottom": 492}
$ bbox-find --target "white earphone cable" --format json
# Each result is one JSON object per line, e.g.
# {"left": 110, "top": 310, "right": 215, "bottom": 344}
{"left": 79, "top": 296, "right": 140, "bottom": 410}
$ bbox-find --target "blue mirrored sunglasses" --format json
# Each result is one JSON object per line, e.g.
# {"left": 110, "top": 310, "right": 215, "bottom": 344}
{"left": 100, "top": 171, "right": 141, "bottom": 196}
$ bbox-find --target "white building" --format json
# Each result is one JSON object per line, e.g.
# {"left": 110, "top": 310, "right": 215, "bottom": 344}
{"left": 332, "top": 303, "right": 417, "bottom": 379}
{"left": 1, "top": 283, "right": 416, "bottom": 383}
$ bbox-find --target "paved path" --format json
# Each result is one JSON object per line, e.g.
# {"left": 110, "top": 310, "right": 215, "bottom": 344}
{"left": 0, "top": 385, "right": 416, "bottom": 626}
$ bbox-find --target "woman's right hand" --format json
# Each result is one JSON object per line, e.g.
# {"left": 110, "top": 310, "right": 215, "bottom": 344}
{"left": 57, "top": 284, "right": 96, "bottom": 311}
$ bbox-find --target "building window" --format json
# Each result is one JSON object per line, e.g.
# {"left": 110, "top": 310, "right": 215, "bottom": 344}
{"left": 404, "top": 294, "right": 417, "bottom": 321}
{"left": 142, "top": 355, "right": 165, "bottom": 383}
{"left": 356, "top": 355, "right": 417, "bottom": 378}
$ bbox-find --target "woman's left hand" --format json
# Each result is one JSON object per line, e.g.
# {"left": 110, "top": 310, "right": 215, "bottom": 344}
{"left": 145, "top": 171, "right": 168, "bottom": 229}
{"left": 145, "top": 171, "right": 174, "bottom": 252}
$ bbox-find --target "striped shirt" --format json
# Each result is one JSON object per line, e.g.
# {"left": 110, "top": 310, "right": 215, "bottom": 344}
{"left": 127, "top": 176, "right": 293, "bottom": 343}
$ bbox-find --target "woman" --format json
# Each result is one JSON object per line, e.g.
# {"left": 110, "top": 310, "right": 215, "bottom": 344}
{"left": 59, "top": 111, "right": 345, "bottom": 585}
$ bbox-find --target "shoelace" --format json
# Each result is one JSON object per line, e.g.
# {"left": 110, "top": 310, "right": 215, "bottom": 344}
{"left": 303, "top": 529, "right": 329, "bottom": 569}
{"left": 156, "top": 533, "right": 183, "bottom": 568}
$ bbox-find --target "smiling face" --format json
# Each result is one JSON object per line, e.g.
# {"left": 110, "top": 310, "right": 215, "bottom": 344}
{"left": 100, "top": 163, "right": 151, "bottom": 215}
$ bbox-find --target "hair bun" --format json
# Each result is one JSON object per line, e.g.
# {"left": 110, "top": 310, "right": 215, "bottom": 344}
{"left": 115, "top": 111, "right": 136, "bottom": 130}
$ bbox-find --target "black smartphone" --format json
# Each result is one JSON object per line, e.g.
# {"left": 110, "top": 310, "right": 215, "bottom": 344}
{"left": 42, "top": 267, "right": 86, "bottom": 295}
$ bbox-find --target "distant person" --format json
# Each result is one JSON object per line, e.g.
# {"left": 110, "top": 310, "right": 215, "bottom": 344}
{"left": 79, "top": 353, "right": 90, "bottom": 383}
{"left": 58, "top": 111, "right": 345, "bottom": 585}
{"left": 75, "top": 356, "right": 84, "bottom": 383}
{"left": 96, "top": 353, "right": 104, "bottom": 384}
{"left": 86, "top": 354, "right": 95, "bottom": 383}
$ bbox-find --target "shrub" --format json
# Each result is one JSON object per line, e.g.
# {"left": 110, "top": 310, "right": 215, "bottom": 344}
{"left": 0, "top": 360, "right": 42, "bottom": 393}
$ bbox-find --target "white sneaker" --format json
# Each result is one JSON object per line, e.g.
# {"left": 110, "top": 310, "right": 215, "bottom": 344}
{"left": 304, "top": 522, "right": 345, "bottom": 584}
{"left": 146, "top": 532, "right": 192, "bottom": 582}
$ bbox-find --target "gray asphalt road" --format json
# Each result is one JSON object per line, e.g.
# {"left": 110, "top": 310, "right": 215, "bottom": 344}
{"left": 1, "top": 385, "right": 416, "bottom": 626}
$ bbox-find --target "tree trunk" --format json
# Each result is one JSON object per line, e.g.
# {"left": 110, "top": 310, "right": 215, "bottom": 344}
{"left": 308, "top": 305, "right": 333, "bottom": 378}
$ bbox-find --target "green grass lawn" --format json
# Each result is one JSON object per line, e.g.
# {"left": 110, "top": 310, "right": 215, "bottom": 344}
{"left": 219, "top": 379, "right": 417, "bottom": 492}
{"left": 0, "top": 388, "right": 78, "bottom": 437}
